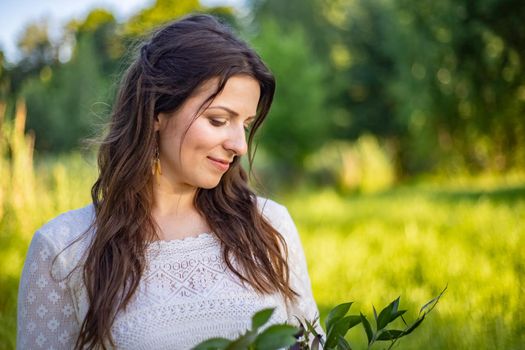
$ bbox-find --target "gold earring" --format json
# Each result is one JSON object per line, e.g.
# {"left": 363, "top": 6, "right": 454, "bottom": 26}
{"left": 153, "top": 141, "right": 162, "bottom": 177}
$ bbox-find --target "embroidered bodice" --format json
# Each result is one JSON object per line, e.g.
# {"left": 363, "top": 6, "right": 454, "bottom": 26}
{"left": 17, "top": 198, "right": 320, "bottom": 349}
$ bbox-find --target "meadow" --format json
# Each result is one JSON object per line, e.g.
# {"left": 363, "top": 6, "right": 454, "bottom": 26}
{"left": 283, "top": 181, "right": 524, "bottom": 349}
{"left": 1, "top": 106, "right": 524, "bottom": 349}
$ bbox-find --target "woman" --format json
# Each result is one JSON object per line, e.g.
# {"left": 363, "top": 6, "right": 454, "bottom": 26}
{"left": 17, "top": 14, "right": 320, "bottom": 349}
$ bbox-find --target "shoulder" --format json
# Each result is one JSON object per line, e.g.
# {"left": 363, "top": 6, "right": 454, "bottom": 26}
{"left": 256, "top": 196, "right": 298, "bottom": 240}
{"left": 33, "top": 203, "right": 95, "bottom": 252}
{"left": 256, "top": 197, "right": 290, "bottom": 225}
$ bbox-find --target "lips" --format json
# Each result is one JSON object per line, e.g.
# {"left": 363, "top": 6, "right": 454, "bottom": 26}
{"left": 207, "top": 156, "right": 231, "bottom": 172}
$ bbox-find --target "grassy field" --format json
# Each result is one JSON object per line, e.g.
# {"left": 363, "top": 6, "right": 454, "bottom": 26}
{"left": 1, "top": 107, "right": 524, "bottom": 349}
{"left": 280, "top": 182, "right": 525, "bottom": 349}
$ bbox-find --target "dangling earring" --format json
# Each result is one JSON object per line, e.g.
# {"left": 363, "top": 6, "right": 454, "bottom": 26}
{"left": 152, "top": 135, "right": 162, "bottom": 180}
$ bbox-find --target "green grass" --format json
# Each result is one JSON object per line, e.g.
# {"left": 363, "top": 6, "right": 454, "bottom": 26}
{"left": 0, "top": 152, "right": 97, "bottom": 349}
{"left": 279, "top": 183, "right": 525, "bottom": 349}
{"left": 1, "top": 147, "right": 524, "bottom": 349}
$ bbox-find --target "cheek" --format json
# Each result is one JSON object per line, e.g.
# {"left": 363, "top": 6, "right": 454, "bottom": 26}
{"left": 160, "top": 129, "right": 182, "bottom": 157}
{"left": 183, "top": 122, "right": 223, "bottom": 153}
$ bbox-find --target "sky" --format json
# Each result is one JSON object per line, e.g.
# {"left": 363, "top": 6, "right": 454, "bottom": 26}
{"left": 0, "top": 0, "right": 244, "bottom": 63}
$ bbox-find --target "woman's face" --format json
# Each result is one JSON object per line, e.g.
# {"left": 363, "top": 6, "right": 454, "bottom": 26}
{"left": 155, "top": 74, "right": 260, "bottom": 191}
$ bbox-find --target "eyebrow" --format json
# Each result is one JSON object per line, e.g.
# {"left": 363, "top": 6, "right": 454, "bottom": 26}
{"left": 207, "top": 106, "right": 256, "bottom": 121}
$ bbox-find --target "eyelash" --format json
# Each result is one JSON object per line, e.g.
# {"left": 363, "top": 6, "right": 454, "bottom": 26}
{"left": 209, "top": 118, "right": 252, "bottom": 132}
{"left": 209, "top": 118, "right": 226, "bottom": 127}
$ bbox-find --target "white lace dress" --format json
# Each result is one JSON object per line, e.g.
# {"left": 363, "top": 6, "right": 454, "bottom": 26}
{"left": 17, "top": 198, "right": 320, "bottom": 349}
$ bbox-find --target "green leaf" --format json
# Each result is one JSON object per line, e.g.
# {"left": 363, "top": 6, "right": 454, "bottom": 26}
{"left": 254, "top": 324, "right": 298, "bottom": 349}
{"left": 226, "top": 331, "right": 257, "bottom": 350}
{"left": 325, "top": 302, "right": 353, "bottom": 332}
{"left": 294, "top": 316, "right": 306, "bottom": 330}
{"left": 252, "top": 308, "right": 275, "bottom": 330}
{"left": 345, "top": 316, "right": 362, "bottom": 330}
{"left": 304, "top": 318, "right": 321, "bottom": 340}
{"left": 389, "top": 310, "right": 407, "bottom": 324}
{"left": 192, "top": 337, "right": 231, "bottom": 350}
{"left": 325, "top": 316, "right": 361, "bottom": 348}
{"left": 305, "top": 317, "right": 319, "bottom": 332}
{"left": 376, "top": 329, "right": 405, "bottom": 341}
{"left": 377, "top": 297, "right": 400, "bottom": 330}
{"left": 403, "top": 315, "right": 426, "bottom": 336}
{"left": 391, "top": 297, "right": 400, "bottom": 314}
{"left": 419, "top": 285, "right": 447, "bottom": 316}
{"left": 360, "top": 313, "right": 373, "bottom": 345}
{"left": 337, "top": 335, "right": 352, "bottom": 350}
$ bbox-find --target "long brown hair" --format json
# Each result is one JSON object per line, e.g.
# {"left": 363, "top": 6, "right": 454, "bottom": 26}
{"left": 75, "top": 14, "right": 296, "bottom": 349}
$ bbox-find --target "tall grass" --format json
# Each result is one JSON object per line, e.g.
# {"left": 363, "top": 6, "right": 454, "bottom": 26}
{"left": 281, "top": 185, "right": 525, "bottom": 349}
{"left": 0, "top": 101, "right": 96, "bottom": 348}
{"left": 0, "top": 102, "right": 523, "bottom": 349}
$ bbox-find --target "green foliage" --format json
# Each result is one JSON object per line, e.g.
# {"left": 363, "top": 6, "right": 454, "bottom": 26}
{"left": 0, "top": 102, "right": 96, "bottom": 349}
{"left": 15, "top": 20, "right": 56, "bottom": 75}
{"left": 252, "top": 0, "right": 525, "bottom": 175}
{"left": 192, "top": 308, "right": 298, "bottom": 350}
{"left": 123, "top": 0, "right": 236, "bottom": 37}
{"left": 251, "top": 20, "right": 330, "bottom": 176}
{"left": 75, "top": 9, "right": 121, "bottom": 73}
{"left": 284, "top": 184, "right": 525, "bottom": 349}
{"left": 22, "top": 33, "right": 111, "bottom": 152}
{"left": 124, "top": 0, "right": 204, "bottom": 37}
{"left": 192, "top": 291, "right": 444, "bottom": 350}
{"left": 304, "top": 136, "right": 395, "bottom": 193}
{"left": 384, "top": 0, "right": 525, "bottom": 172}
{"left": 5, "top": 0, "right": 525, "bottom": 175}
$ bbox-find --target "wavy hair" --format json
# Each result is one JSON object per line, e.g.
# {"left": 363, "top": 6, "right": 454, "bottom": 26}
{"left": 75, "top": 14, "right": 297, "bottom": 349}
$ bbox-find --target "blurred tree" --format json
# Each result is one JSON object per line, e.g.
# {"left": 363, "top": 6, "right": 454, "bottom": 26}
{"left": 390, "top": 0, "right": 525, "bottom": 172}
{"left": 7, "top": 20, "right": 59, "bottom": 97}
{"left": 16, "top": 20, "right": 57, "bottom": 74}
{"left": 22, "top": 9, "right": 117, "bottom": 152}
{"left": 250, "top": 0, "right": 337, "bottom": 59}
{"left": 23, "top": 33, "right": 110, "bottom": 152}
{"left": 250, "top": 0, "right": 525, "bottom": 174}
{"left": 0, "top": 50, "right": 10, "bottom": 101}
{"left": 331, "top": 0, "right": 400, "bottom": 140}
{"left": 252, "top": 20, "right": 330, "bottom": 177}
{"left": 75, "top": 9, "right": 121, "bottom": 75}
{"left": 251, "top": 0, "right": 400, "bottom": 139}
{"left": 124, "top": 0, "right": 203, "bottom": 36}
{"left": 124, "top": 0, "right": 236, "bottom": 37}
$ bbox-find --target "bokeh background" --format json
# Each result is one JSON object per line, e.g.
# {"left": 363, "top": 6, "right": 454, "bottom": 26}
{"left": 1, "top": 0, "right": 524, "bottom": 349}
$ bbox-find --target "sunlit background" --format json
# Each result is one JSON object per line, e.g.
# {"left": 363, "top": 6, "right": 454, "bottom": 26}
{"left": 1, "top": 0, "right": 524, "bottom": 349}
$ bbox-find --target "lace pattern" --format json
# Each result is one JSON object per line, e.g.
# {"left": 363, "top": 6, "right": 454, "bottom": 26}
{"left": 17, "top": 198, "right": 320, "bottom": 349}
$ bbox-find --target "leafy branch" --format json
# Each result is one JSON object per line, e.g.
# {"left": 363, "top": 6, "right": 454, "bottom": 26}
{"left": 193, "top": 285, "right": 447, "bottom": 350}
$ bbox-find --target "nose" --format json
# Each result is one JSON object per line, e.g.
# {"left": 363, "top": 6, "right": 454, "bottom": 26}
{"left": 223, "top": 124, "right": 248, "bottom": 156}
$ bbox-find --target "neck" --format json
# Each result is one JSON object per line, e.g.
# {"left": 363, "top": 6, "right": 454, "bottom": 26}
{"left": 151, "top": 176, "right": 198, "bottom": 217}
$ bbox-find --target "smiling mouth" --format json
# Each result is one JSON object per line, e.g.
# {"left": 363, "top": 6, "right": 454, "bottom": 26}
{"left": 207, "top": 157, "right": 230, "bottom": 171}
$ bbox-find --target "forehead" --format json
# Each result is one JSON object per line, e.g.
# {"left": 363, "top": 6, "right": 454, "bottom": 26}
{"left": 215, "top": 75, "right": 260, "bottom": 115}
{"left": 195, "top": 75, "right": 261, "bottom": 115}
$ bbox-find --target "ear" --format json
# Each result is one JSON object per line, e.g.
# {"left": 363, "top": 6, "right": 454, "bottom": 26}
{"left": 154, "top": 113, "right": 165, "bottom": 131}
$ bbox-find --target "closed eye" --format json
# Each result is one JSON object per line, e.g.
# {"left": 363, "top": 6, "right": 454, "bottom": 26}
{"left": 209, "top": 118, "right": 227, "bottom": 127}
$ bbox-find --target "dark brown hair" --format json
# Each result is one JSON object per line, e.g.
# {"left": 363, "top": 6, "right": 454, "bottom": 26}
{"left": 75, "top": 14, "right": 296, "bottom": 349}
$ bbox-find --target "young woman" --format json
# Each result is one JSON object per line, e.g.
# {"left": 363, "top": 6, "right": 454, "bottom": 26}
{"left": 17, "top": 14, "right": 320, "bottom": 349}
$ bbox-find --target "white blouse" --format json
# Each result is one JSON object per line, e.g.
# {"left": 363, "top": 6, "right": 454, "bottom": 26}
{"left": 17, "top": 198, "right": 320, "bottom": 349}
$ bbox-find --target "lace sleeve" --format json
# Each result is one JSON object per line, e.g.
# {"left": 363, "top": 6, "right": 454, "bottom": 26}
{"left": 17, "top": 230, "right": 79, "bottom": 349}
{"left": 255, "top": 197, "right": 326, "bottom": 339}
{"left": 277, "top": 208, "right": 322, "bottom": 328}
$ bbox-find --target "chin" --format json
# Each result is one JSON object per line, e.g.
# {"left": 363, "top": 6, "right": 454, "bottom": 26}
{"left": 198, "top": 179, "right": 222, "bottom": 189}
